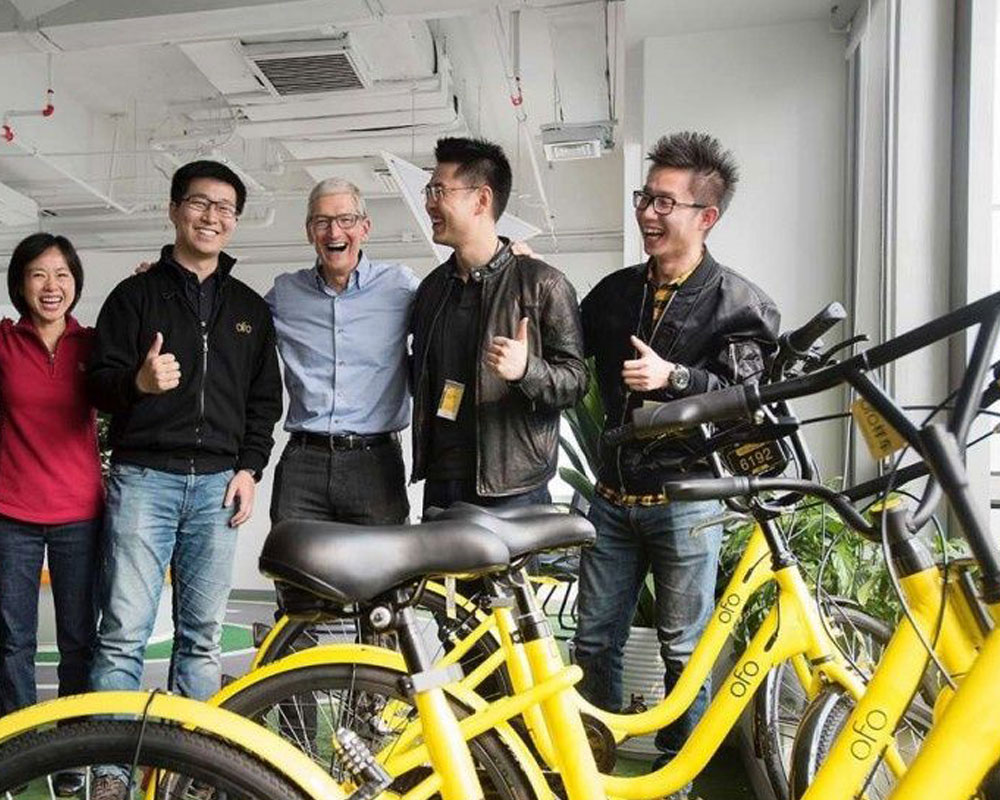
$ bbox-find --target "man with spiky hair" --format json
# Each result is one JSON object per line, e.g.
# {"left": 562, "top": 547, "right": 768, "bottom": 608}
{"left": 410, "top": 136, "right": 587, "bottom": 511}
{"left": 573, "top": 131, "right": 779, "bottom": 791}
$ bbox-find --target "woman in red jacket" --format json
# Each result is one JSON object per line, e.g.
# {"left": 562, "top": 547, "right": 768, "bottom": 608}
{"left": 0, "top": 233, "right": 102, "bottom": 791}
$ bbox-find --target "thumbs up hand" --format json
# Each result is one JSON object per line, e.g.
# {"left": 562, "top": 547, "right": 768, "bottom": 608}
{"left": 486, "top": 317, "right": 530, "bottom": 381}
{"left": 622, "top": 335, "right": 675, "bottom": 392}
{"left": 135, "top": 331, "right": 182, "bottom": 394}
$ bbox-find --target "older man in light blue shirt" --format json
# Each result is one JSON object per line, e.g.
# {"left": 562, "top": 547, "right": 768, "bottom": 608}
{"left": 266, "top": 178, "right": 419, "bottom": 525}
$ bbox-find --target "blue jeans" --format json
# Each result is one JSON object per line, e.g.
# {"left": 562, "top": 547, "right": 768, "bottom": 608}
{"left": 573, "top": 494, "right": 723, "bottom": 768}
{"left": 91, "top": 465, "right": 237, "bottom": 703}
{"left": 0, "top": 516, "right": 100, "bottom": 713}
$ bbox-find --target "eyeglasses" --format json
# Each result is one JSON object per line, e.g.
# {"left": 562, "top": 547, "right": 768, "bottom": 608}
{"left": 308, "top": 214, "right": 364, "bottom": 233}
{"left": 181, "top": 195, "right": 239, "bottom": 219}
{"left": 632, "top": 190, "right": 707, "bottom": 216}
{"left": 422, "top": 183, "right": 481, "bottom": 202}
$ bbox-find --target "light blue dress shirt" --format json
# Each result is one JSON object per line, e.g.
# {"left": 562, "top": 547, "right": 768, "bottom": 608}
{"left": 265, "top": 253, "right": 420, "bottom": 435}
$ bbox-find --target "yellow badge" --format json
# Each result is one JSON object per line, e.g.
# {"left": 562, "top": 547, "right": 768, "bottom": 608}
{"left": 851, "top": 398, "right": 906, "bottom": 459}
{"left": 437, "top": 379, "right": 465, "bottom": 421}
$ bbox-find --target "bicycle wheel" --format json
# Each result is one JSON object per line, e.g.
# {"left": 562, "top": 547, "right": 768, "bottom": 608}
{"left": 753, "top": 602, "right": 916, "bottom": 800}
{"left": 0, "top": 719, "right": 313, "bottom": 800}
{"left": 218, "top": 662, "right": 534, "bottom": 800}
{"left": 257, "top": 588, "right": 513, "bottom": 700}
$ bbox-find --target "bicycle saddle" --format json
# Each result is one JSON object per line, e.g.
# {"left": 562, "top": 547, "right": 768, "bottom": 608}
{"left": 430, "top": 505, "right": 596, "bottom": 560}
{"left": 448, "top": 501, "right": 564, "bottom": 519}
{"left": 260, "top": 519, "right": 510, "bottom": 604}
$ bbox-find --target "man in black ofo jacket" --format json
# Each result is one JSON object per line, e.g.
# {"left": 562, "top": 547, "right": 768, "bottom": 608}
{"left": 86, "top": 161, "right": 281, "bottom": 799}
{"left": 410, "top": 137, "right": 587, "bottom": 510}
{"left": 573, "top": 132, "right": 779, "bottom": 794}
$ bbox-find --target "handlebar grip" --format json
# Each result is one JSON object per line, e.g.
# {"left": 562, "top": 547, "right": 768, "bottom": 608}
{"left": 663, "top": 477, "right": 752, "bottom": 501}
{"left": 632, "top": 384, "right": 752, "bottom": 436}
{"left": 786, "top": 301, "right": 847, "bottom": 353}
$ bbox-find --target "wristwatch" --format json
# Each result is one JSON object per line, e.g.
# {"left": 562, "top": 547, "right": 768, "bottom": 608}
{"left": 668, "top": 364, "right": 691, "bottom": 392}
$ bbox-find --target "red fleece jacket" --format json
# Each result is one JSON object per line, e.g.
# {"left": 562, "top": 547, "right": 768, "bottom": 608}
{"left": 0, "top": 316, "right": 103, "bottom": 524}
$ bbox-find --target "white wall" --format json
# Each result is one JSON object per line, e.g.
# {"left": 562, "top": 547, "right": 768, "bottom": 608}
{"left": 638, "top": 19, "right": 848, "bottom": 476}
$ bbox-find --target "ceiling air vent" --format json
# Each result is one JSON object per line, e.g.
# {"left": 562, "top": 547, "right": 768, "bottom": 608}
{"left": 242, "top": 37, "right": 372, "bottom": 97}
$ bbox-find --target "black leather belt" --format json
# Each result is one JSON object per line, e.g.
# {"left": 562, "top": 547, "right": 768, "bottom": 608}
{"left": 290, "top": 431, "right": 398, "bottom": 451}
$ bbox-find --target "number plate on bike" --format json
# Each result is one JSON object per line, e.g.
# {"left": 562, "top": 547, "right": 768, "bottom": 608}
{"left": 719, "top": 440, "right": 789, "bottom": 477}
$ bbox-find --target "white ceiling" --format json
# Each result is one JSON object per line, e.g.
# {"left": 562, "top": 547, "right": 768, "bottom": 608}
{"left": 0, "top": 0, "right": 849, "bottom": 261}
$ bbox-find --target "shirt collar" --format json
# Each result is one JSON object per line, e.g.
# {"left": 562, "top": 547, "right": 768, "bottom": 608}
{"left": 314, "top": 250, "right": 371, "bottom": 293}
{"left": 15, "top": 314, "right": 84, "bottom": 336}
{"left": 646, "top": 249, "right": 705, "bottom": 290}
{"left": 446, "top": 236, "right": 513, "bottom": 282}
{"left": 160, "top": 244, "right": 234, "bottom": 283}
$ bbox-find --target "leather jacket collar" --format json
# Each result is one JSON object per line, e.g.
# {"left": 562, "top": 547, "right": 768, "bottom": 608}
{"left": 447, "top": 237, "right": 514, "bottom": 283}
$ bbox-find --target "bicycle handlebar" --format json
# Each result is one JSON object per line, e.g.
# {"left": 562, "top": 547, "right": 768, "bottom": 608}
{"left": 603, "top": 384, "right": 754, "bottom": 447}
{"left": 664, "top": 476, "right": 876, "bottom": 540}
{"left": 786, "top": 301, "right": 847, "bottom": 354}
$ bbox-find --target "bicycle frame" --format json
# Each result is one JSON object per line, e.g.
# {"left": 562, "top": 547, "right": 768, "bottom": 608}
{"left": 799, "top": 556, "right": 983, "bottom": 799}
{"left": 214, "top": 641, "right": 558, "bottom": 800}
{"left": 888, "top": 615, "right": 1000, "bottom": 799}
{"left": 524, "top": 561, "right": 871, "bottom": 799}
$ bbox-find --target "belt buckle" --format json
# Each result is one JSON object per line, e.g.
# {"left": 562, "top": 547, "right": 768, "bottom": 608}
{"left": 344, "top": 433, "right": 361, "bottom": 450}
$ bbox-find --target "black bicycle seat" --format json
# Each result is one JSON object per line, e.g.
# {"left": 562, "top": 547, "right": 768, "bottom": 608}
{"left": 260, "top": 518, "right": 510, "bottom": 605}
{"left": 431, "top": 505, "right": 596, "bottom": 559}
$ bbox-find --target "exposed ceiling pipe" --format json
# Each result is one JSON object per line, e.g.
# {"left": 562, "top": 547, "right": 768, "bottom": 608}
{"left": 147, "top": 141, "right": 271, "bottom": 198}
{"left": 232, "top": 104, "right": 461, "bottom": 140}
{"left": 490, "top": 6, "right": 558, "bottom": 245}
{"left": 4, "top": 205, "right": 277, "bottom": 231}
{"left": 276, "top": 118, "right": 465, "bottom": 143}
{"left": 3, "top": 137, "right": 143, "bottom": 215}
{"left": 2, "top": 58, "right": 56, "bottom": 143}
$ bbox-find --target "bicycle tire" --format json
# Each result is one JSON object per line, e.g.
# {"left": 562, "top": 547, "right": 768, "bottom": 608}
{"left": 218, "top": 662, "right": 535, "bottom": 800}
{"left": 258, "top": 588, "right": 513, "bottom": 700}
{"left": 752, "top": 602, "right": 923, "bottom": 800}
{"left": 0, "top": 719, "right": 315, "bottom": 800}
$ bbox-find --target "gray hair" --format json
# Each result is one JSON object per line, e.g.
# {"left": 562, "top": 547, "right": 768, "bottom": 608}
{"left": 306, "top": 178, "right": 367, "bottom": 222}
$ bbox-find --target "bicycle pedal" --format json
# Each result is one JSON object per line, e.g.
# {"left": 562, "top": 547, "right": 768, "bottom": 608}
{"left": 331, "top": 727, "right": 392, "bottom": 800}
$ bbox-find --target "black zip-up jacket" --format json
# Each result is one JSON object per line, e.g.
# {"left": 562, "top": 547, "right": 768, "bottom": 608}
{"left": 581, "top": 249, "right": 780, "bottom": 495}
{"left": 410, "top": 241, "right": 588, "bottom": 496}
{"left": 87, "top": 246, "right": 282, "bottom": 478}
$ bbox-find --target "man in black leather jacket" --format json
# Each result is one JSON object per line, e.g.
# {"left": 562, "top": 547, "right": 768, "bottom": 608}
{"left": 573, "top": 132, "right": 779, "bottom": 791}
{"left": 410, "top": 137, "right": 587, "bottom": 510}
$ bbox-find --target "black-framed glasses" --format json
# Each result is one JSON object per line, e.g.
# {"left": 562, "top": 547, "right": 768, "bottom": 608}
{"left": 181, "top": 195, "right": 239, "bottom": 219}
{"left": 422, "top": 183, "right": 482, "bottom": 202}
{"left": 632, "top": 190, "right": 707, "bottom": 216}
{"left": 308, "top": 213, "right": 364, "bottom": 232}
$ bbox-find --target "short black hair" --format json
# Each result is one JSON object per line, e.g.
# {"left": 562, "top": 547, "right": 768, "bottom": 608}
{"left": 434, "top": 137, "right": 512, "bottom": 220}
{"left": 170, "top": 160, "right": 247, "bottom": 215}
{"left": 647, "top": 132, "right": 739, "bottom": 216}
{"left": 7, "top": 232, "right": 84, "bottom": 318}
